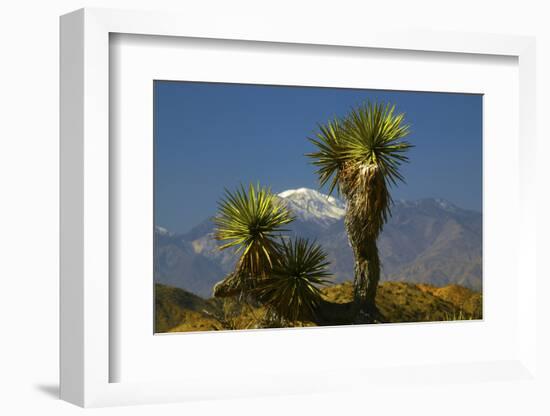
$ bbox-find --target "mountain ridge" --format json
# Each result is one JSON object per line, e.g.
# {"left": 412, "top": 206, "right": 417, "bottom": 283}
{"left": 155, "top": 188, "right": 482, "bottom": 297}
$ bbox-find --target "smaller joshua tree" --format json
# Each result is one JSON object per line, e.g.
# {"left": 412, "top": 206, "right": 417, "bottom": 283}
{"left": 254, "top": 237, "right": 333, "bottom": 323}
{"left": 212, "top": 184, "right": 294, "bottom": 299}
{"left": 212, "top": 184, "right": 333, "bottom": 325}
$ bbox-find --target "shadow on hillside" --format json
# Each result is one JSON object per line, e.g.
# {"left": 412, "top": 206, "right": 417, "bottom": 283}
{"left": 315, "top": 299, "right": 386, "bottom": 326}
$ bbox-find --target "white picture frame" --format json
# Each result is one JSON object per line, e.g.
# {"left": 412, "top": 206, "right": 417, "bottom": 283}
{"left": 60, "top": 7, "right": 538, "bottom": 408}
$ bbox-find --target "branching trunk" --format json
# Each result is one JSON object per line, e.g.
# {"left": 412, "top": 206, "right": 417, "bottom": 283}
{"left": 213, "top": 257, "right": 259, "bottom": 299}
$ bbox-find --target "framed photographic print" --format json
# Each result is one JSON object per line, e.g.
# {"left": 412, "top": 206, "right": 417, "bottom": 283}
{"left": 60, "top": 8, "right": 539, "bottom": 409}
{"left": 153, "top": 81, "right": 483, "bottom": 334}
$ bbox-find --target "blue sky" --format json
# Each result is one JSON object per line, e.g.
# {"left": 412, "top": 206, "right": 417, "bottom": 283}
{"left": 155, "top": 81, "right": 482, "bottom": 233}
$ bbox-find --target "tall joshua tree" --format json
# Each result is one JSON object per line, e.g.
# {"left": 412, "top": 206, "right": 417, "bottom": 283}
{"left": 212, "top": 183, "right": 294, "bottom": 299}
{"left": 307, "top": 102, "right": 412, "bottom": 315}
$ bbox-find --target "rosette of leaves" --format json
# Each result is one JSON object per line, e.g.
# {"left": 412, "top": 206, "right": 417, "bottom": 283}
{"left": 255, "top": 237, "right": 332, "bottom": 323}
{"left": 213, "top": 183, "right": 295, "bottom": 298}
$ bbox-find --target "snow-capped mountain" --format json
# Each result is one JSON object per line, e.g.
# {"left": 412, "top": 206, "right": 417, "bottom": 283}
{"left": 155, "top": 226, "right": 172, "bottom": 236}
{"left": 394, "top": 198, "right": 460, "bottom": 213}
{"left": 155, "top": 189, "right": 482, "bottom": 297}
{"left": 278, "top": 188, "right": 345, "bottom": 226}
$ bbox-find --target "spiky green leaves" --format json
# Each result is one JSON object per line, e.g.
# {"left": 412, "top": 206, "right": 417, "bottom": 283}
{"left": 255, "top": 238, "right": 332, "bottom": 323}
{"left": 306, "top": 119, "right": 346, "bottom": 196}
{"left": 307, "top": 102, "right": 413, "bottom": 193}
{"left": 213, "top": 184, "right": 295, "bottom": 283}
{"left": 344, "top": 102, "right": 412, "bottom": 186}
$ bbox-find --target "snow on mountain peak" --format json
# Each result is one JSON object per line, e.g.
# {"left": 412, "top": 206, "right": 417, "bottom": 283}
{"left": 155, "top": 226, "right": 172, "bottom": 236}
{"left": 394, "top": 198, "right": 460, "bottom": 213}
{"left": 434, "top": 198, "right": 458, "bottom": 211}
{"left": 277, "top": 188, "right": 345, "bottom": 225}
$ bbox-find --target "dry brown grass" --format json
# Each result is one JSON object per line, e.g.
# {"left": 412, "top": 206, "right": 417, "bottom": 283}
{"left": 156, "top": 280, "right": 482, "bottom": 333}
{"left": 417, "top": 283, "right": 482, "bottom": 317}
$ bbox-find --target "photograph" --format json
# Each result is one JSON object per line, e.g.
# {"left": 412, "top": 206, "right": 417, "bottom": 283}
{"left": 1, "top": 0, "right": 543, "bottom": 413}
{"left": 153, "top": 81, "right": 483, "bottom": 333}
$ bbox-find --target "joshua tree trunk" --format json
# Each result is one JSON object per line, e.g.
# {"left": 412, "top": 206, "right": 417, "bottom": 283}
{"left": 352, "top": 239, "right": 380, "bottom": 314}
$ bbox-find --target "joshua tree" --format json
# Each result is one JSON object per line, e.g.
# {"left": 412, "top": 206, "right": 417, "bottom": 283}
{"left": 254, "top": 237, "right": 332, "bottom": 323}
{"left": 307, "top": 102, "right": 412, "bottom": 316}
{"left": 212, "top": 183, "right": 294, "bottom": 299}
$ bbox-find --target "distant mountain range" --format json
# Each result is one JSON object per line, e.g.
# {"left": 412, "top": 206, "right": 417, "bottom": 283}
{"left": 155, "top": 188, "right": 482, "bottom": 297}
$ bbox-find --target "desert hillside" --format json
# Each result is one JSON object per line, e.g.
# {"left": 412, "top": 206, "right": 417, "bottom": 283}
{"left": 155, "top": 281, "right": 482, "bottom": 333}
